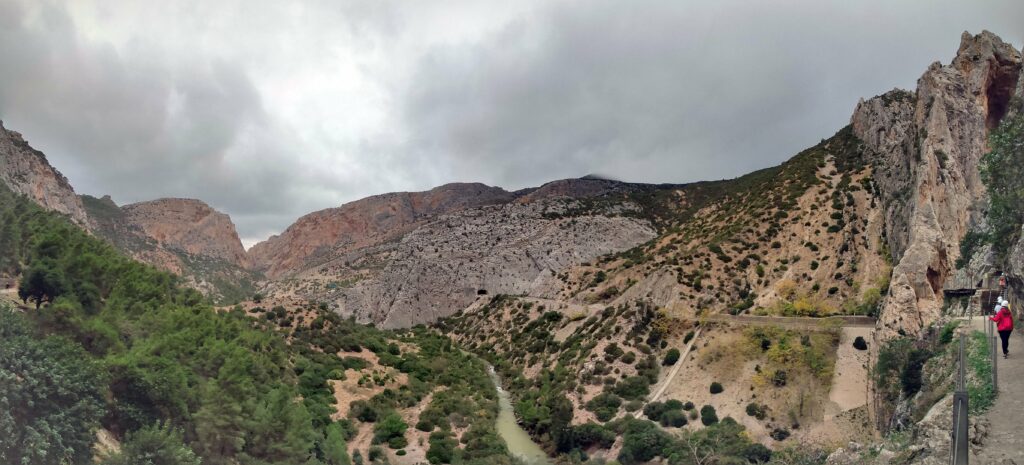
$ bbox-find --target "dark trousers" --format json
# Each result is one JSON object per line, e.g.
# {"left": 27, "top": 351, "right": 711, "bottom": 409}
{"left": 999, "top": 329, "right": 1012, "bottom": 355}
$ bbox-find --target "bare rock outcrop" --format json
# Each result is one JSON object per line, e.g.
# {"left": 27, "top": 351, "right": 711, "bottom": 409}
{"left": 263, "top": 199, "right": 657, "bottom": 328}
{"left": 121, "top": 198, "right": 250, "bottom": 269}
{"left": 854, "top": 31, "right": 1022, "bottom": 338}
{"left": 0, "top": 120, "right": 89, "bottom": 227}
{"left": 248, "top": 183, "right": 514, "bottom": 278}
{"left": 82, "top": 194, "right": 256, "bottom": 302}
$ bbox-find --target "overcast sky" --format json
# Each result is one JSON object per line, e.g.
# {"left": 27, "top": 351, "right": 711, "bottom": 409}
{"left": 1, "top": 0, "right": 1022, "bottom": 246}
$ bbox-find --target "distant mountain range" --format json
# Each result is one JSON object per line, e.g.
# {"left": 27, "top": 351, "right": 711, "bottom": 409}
{"left": 1, "top": 31, "right": 1020, "bottom": 338}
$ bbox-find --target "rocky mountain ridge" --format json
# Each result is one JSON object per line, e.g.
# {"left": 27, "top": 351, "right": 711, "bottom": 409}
{"left": 81, "top": 194, "right": 256, "bottom": 302}
{"left": 854, "top": 30, "right": 1022, "bottom": 339}
{"left": 248, "top": 182, "right": 515, "bottom": 278}
{"left": 0, "top": 120, "right": 89, "bottom": 227}
{"left": 2, "top": 32, "right": 1020, "bottom": 339}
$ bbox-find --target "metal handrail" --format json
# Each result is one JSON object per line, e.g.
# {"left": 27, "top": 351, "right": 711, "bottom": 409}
{"left": 950, "top": 334, "right": 969, "bottom": 465}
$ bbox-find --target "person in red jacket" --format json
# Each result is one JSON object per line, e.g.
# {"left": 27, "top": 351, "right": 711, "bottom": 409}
{"left": 991, "top": 298, "right": 1014, "bottom": 358}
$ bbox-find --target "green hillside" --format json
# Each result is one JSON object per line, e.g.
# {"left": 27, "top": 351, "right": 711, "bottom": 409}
{"left": 0, "top": 183, "right": 512, "bottom": 465}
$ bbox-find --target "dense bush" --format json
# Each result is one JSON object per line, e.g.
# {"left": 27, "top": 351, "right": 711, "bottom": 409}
{"left": 745, "top": 402, "right": 768, "bottom": 420}
{"left": 980, "top": 113, "right": 1024, "bottom": 257}
{"left": 853, "top": 336, "right": 868, "bottom": 351}
{"left": 612, "top": 376, "right": 652, "bottom": 401}
{"left": 662, "top": 347, "right": 681, "bottom": 366}
{"left": 572, "top": 423, "right": 616, "bottom": 449}
{"left": 585, "top": 392, "right": 623, "bottom": 422}
{"left": 100, "top": 423, "right": 201, "bottom": 465}
{"left": 709, "top": 382, "right": 724, "bottom": 394}
{"left": 0, "top": 311, "right": 106, "bottom": 465}
{"left": 770, "top": 428, "right": 791, "bottom": 441}
{"left": 700, "top": 405, "right": 719, "bottom": 426}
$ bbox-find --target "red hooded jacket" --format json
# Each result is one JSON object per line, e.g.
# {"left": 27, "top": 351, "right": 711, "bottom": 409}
{"left": 992, "top": 306, "right": 1014, "bottom": 332}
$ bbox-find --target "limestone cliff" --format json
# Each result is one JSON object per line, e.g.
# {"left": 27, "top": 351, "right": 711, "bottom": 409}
{"left": 248, "top": 183, "right": 514, "bottom": 279}
{"left": 83, "top": 195, "right": 257, "bottom": 303}
{"left": 121, "top": 198, "right": 251, "bottom": 269}
{"left": 854, "top": 31, "right": 1022, "bottom": 338}
{"left": 0, "top": 120, "right": 89, "bottom": 227}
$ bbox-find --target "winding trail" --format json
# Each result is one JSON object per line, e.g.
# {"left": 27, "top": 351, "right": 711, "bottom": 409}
{"left": 648, "top": 328, "right": 703, "bottom": 403}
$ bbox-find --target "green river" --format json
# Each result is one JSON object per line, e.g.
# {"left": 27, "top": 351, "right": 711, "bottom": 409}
{"left": 486, "top": 365, "right": 551, "bottom": 465}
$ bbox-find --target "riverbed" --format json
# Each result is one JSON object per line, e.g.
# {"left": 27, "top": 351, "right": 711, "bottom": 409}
{"left": 487, "top": 366, "right": 551, "bottom": 465}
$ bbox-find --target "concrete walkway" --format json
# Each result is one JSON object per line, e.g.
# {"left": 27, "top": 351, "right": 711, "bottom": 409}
{"left": 679, "top": 313, "right": 877, "bottom": 329}
{"left": 970, "top": 318, "right": 1024, "bottom": 464}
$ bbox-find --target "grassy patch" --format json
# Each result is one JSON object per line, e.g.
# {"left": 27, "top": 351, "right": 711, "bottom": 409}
{"left": 967, "top": 331, "right": 996, "bottom": 414}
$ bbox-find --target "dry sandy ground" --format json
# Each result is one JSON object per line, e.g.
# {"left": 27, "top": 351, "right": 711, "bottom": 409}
{"left": 657, "top": 324, "right": 874, "bottom": 447}
{"left": 330, "top": 351, "right": 408, "bottom": 419}
{"left": 798, "top": 326, "right": 876, "bottom": 446}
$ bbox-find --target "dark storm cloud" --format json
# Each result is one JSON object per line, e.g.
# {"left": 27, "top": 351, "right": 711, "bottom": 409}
{"left": 0, "top": 0, "right": 329, "bottom": 242}
{"left": 396, "top": 0, "right": 1024, "bottom": 188}
{"left": 0, "top": 0, "right": 1022, "bottom": 243}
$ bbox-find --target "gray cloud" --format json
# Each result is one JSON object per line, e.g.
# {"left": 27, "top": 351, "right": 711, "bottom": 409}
{"left": 0, "top": 0, "right": 1022, "bottom": 244}
{"left": 394, "top": 0, "right": 1024, "bottom": 189}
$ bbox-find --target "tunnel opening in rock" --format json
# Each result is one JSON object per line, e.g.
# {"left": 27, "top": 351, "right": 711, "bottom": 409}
{"left": 926, "top": 267, "right": 943, "bottom": 296}
{"left": 985, "top": 57, "right": 1022, "bottom": 130}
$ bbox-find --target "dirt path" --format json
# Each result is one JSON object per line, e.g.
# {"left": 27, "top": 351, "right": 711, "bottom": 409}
{"left": 648, "top": 327, "right": 703, "bottom": 403}
{"left": 970, "top": 318, "right": 1024, "bottom": 463}
{"left": 827, "top": 326, "right": 872, "bottom": 415}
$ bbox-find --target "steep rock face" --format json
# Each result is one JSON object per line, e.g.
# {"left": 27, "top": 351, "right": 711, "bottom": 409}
{"left": 249, "top": 183, "right": 514, "bottom": 278}
{"left": 121, "top": 198, "right": 250, "bottom": 269}
{"left": 263, "top": 199, "right": 657, "bottom": 328}
{"left": 0, "top": 121, "right": 89, "bottom": 227}
{"left": 853, "top": 31, "right": 1022, "bottom": 338}
{"left": 83, "top": 195, "right": 257, "bottom": 302}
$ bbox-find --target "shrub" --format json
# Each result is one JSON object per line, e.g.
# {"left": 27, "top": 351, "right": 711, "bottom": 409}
{"left": 643, "top": 402, "right": 667, "bottom": 421}
{"left": 572, "top": 423, "right": 616, "bottom": 449}
{"left": 743, "top": 443, "right": 773, "bottom": 463}
{"left": 700, "top": 405, "right": 719, "bottom": 426}
{"left": 99, "top": 423, "right": 200, "bottom": 465}
{"left": 612, "top": 376, "right": 651, "bottom": 401}
{"left": 772, "top": 370, "right": 788, "bottom": 387}
{"left": 662, "top": 348, "right": 681, "bottom": 366}
{"left": 618, "top": 419, "right": 671, "bottom": 464}
{"left": 939, "top": 321, "right": 959, "bottom": 345}
{"left": 373, "top": 412, "right": 409, "bottom": 448}
{"left": 770, "top": 428, "right": 791, "bottom": 441}
{"left": 853, "top": 336, "right": 868, "bottom": 351}
{"left": 745, "top": 403, "right": 767, "bottom": 420}
{"left": 709, "top": 382, "right": 723, "bottom": 394}
{"left": 585, "top": 393, "right": 623, "bottom": 422}
{"left": 658, "top": 410, "right": 687, "bottom": 427}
